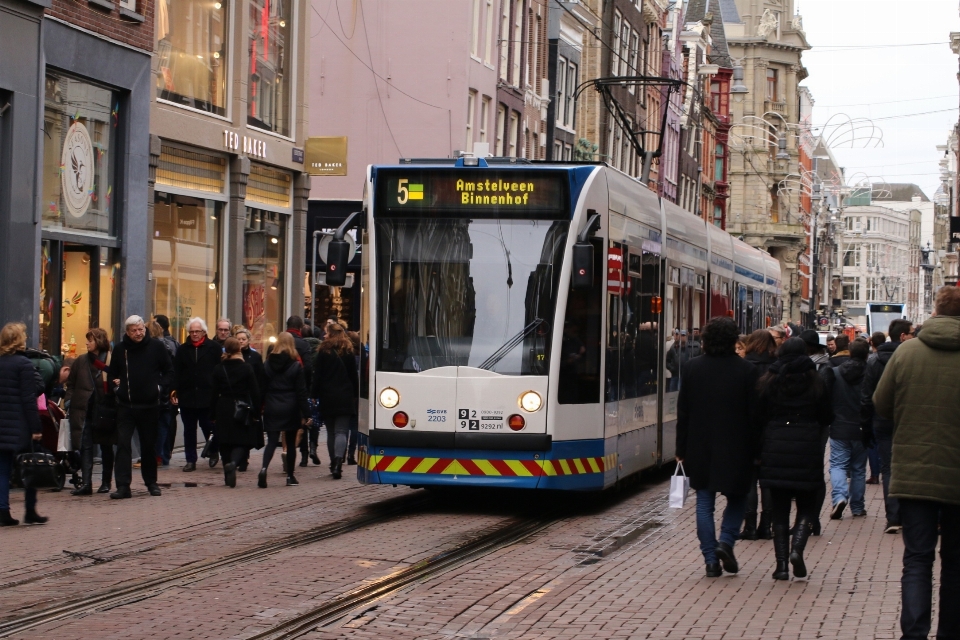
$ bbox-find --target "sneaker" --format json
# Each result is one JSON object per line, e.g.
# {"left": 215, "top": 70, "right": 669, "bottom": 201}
{"left": 884, "top": 522, "right": 901, "bottom": 534}
{"left": 830, "top": 500, "right": 846, "bottom": 520}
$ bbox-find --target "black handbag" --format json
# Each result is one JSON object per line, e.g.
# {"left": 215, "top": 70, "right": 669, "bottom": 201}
{"left": 224, "top": 368, "right": 252, "bottom": 427}
{"left": 17, "top": 441, "right": 60, "bottom": 489}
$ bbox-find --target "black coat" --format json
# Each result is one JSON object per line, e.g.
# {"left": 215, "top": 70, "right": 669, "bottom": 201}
{"left": 210, "top": 359, "right": 261, "bottom": 448}
{"left": 241, "top": 348, "right": 267, "bottom": 397}
{"left": 0, "top": 353, "right": 42, "bottom": 453}
{"left": 108, "top": 335, "right": 174, "bottom": 408}
{"left": 311, "top": 348, "right": 359, "bottom": 421}
{"left": 744, "top": 351, "right": 776, "bottom": 377}
{"left": 288, "top": 331, "right": 314, "bottom": 388}
{"left": 675, "top": 354, "right": 760, "bottom": 494}
{"left": 822, "top": 358, "right": 865, "bottom": 441}
{"left": 64, "top": 351, "right": 112, "bottom": 446}
{"left": 173, "top": 338, "right": 223, "bottom": 409}
{"left": 262, "top": 353, "right": 310, "bottom": 432}
{"left": 860, "top": 341, "right": 900, "bottom": 436}
{"left": 758, "top": 365, "right": 833, "bottom": 491}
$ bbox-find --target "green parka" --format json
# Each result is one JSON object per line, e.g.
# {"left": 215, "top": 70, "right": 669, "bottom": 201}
{"left": 874, "top": 315, "right": 960, "bottom": 505}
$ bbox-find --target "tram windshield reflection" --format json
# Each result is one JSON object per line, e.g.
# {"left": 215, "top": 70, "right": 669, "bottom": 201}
{"left": 375, "top": 217, "right": 569, "bottom": 376}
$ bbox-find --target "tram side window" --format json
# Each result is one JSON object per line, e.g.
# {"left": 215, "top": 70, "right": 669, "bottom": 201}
{"left": 610, "top": 249, "right": 661, "bottom": 402}
{"left": 633, "top": 250, "right": 660, "bottom": 397}
{"left": 558, "top": 238, "right": 602, "bottom": 404}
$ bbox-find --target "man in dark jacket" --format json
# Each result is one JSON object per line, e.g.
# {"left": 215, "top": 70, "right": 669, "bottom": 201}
{"left": 666, "top": 330, "right": 700, "bottom": 392}
{"left": 286, "top": 316, "right": 317, "bottom": 467}
{"left": 172, "top": 317, "right": 224, "bottom": 471}
{"left": 861, "top": 318, "right": 913, "bottom": 533}
{"left": 153, "top": 314, "right": 179, "bottom": 466}
{"left": 108, "top": 315, "right": 173, "bottom": 499}
{"left": 874, "top": 286, "right": 960, "bottom": 640}
{"left": 676, "top": 317, "right": 760, "bottom": 578}
{"left": 822, "top": 338, "right": 869, "bottom": 520}
{"left": 828, "top": 334, "right": 851, "bottom": 367}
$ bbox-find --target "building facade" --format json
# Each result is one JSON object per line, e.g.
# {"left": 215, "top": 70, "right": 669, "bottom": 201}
{"left": 724, "top": 0, "right": 809, "bottom": 322}
{"left": 1, "top": 0, "right": 153, "bottom": 353}
{"left": 148, "top": 0, "right": 310, "bottom": 350}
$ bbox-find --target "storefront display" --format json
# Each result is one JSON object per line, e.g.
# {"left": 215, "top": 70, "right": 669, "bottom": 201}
{"left": 42, "top": 73, "right": 117, "bottom": 235}
{"left": 156, "top": 0, "right": 229, "bottom": 115}
{"left": 243, "top": 207, "right": 286, "bottom": 351}
{"left": 248, "top": 0, "right": 292, "bottom": 136}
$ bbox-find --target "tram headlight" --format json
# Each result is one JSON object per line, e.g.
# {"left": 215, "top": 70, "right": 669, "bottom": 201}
{"left": 379, "top": 387, "right": 400, "bottom": 409}
{"left": 518, "top": 391, "right": 542, "bottom": 413}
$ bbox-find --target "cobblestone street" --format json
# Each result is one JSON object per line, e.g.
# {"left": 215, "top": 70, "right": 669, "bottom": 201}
{"left": 0, "top": 450, "right": 929, "bottom": 640}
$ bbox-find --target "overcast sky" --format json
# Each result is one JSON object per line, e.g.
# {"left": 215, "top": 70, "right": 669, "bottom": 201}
{"left": 798, "top": 0, "right": 959, "bottom": 200}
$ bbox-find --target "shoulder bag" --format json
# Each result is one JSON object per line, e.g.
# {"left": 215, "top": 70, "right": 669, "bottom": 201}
{"left": 224, "top": 365, "right": 253, "bottom": 427}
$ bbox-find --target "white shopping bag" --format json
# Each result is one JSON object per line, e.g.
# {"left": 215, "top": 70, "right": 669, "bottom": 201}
{"left": 57, "top": 418, "right": 72, "bottom": 452}
{"left": 668, "top": 462, "right": 691, "bottom": 508}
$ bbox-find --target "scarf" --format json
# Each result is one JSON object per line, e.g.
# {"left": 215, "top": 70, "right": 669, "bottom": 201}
{"left": 190, "top": 335, "right": 207, "bottom": 347}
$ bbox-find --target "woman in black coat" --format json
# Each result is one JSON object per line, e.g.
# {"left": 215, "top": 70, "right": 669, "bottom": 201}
{"left": 0, "top": 323, "right": 46, "bottom": 526}
{"left": 259, "top": 332, "right": 310, "bottom": 488}
{"left": 65, "top": 327, "right": 115, "bottom": 495}
{"left": 209, "top": 338, "right": 260, "bottom": 488}
{"left": 739, "top": 328, "right": 779, "bottom": 539}
{"left": 757, "top": 337, "right": 833, "bottom": 581}
{"left": 676, "top": 317, "right": 760, "bottom": 577}
{"left": 311, "top": 323, "right": 359, "bottom": 480}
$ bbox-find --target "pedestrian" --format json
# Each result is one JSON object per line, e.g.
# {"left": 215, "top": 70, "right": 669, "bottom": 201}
{"left": 823, "top": 338, "right": 870, "bottom": 520}
{"left": 829, "top": 334, "right": 851, "bottom": 367}
{"left": 768, "top": 326, "right": 786, "bottom": 348}
{"left": 873, "top": 286, "right": 960, "bottom": 640}
{"left": 799, "top": 330, "right": 831, "bottom": 371}
{"left": 285, "top": 316, "right": 317, "bottom": 467}
{"left": 826, "top": 335, "right": 837, "bottom": 355}
{"left": 0, "top": 323, "right": 47, "bottom": 526}
{"left": 675, "top": 317, "right": 759, "bottom": 577}
{"left": 666, "top": 329, "right": 699, "bottom": 392}
{"left": 213, "top": 318, "right": 233, "bottom": 347}
{"left": 235, "top": 328, "right": 265, "bottom": 472}
{"left": 864, "top": 331, "right": 888, "bottom": 485}
{"left": 860, "top": 318, "right": 912, "bottom": 534}
{"left": 739, "top": 329, "right": 777, "bottom": 540}
{"left": 107, "top": 316, "right": 173, "bottom": 499}
{"left": 757, "top": 337, "right": 833, "bottom": 580}
{"left": 259, "top": 332, "right": 311, "bottom": 487}
{"left": 65, "top": 328, "right": 115, "bottom": 495}
{"left": 153, "top": 315, "right": 180, "bottom": 459}
{"left": 735, "top": 337, "right": 746, "bottom": 358}
{"left": 172, "top": 318, "right": 223, "bottom": 471}
{"left": 210, "top": 338, "right": 260, "bottom": 488}
{"left": 311, "top": 322, "right": 359, "bottom": 480}
{"left": 346, "top": 330, "right": 362, "bottom": 465}
{"left": 300, "top": 324, "right": 323, "bottom": 467}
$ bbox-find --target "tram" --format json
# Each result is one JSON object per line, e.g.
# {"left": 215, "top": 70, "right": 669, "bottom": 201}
{"left": 334, "top": 158, "right": 781, "bottom": 490}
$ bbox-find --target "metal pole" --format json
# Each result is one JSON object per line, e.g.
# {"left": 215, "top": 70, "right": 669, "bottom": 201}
{"left": 311, "top": 230, "right": 322, "bottom": 330}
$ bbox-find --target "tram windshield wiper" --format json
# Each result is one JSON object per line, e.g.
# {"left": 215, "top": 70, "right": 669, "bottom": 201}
{"left": 477, "top": 318, "right": 544, "bottom": 371}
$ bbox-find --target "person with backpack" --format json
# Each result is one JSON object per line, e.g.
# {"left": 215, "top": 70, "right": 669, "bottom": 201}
{"left": 311, "top": 323, "right": 359, "bottom": 480}
{"left": 822, "top": 339, "right": 870, "bottom": 520}
{"left": 209, "top": 338, "right": 260, "bottom": 488}
{"left": 259, "top": 332, "right": 311, "bottom": 487}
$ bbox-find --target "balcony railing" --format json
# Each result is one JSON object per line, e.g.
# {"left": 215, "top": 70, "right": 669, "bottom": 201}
{"left": 765, "top": 101, "right": 786, "bottom": 115}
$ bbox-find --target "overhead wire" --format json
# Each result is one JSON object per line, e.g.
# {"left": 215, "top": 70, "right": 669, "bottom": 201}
{"left": 358, "top": 0, "right": 401, "bottom": 157}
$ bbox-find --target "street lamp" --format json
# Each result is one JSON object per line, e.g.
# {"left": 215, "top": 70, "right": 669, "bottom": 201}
{"left": 731, "top": 64, "right": 748, "bottom": 94}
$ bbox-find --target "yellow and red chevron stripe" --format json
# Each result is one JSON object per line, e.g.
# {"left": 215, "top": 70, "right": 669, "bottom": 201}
{"left": 360, "top": 452, "right": 617, "bottom": 477}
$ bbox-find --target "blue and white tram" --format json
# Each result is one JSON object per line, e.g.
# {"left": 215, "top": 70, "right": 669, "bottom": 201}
{"left": 345, "top": 158, "right": 781, "bottom": 490}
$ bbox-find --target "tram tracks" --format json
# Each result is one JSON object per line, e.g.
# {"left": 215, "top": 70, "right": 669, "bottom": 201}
{"left": 245, "top": 514, "right": 560, "bottom": 640}
{"left": 0, "top": 493, "right": 432, "bottom": 639}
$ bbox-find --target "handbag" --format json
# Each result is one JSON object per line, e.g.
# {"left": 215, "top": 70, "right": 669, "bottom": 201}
{"left": 224, "top": 367, "right": 253, "bottom": 427}
{"left": 668, "top": 461, "right": 691, "bottom": 509}
{"left": 17, "top": 441, "right": 60, "bottom": 489}
{"left": 57, "top": 418, "right": 72, "bottom": 452}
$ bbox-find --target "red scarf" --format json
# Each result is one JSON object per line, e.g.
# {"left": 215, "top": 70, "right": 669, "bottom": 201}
{"left": 191, "top": 335, "right": 207, "bottom": 347}
{"left": 287, "top": 329, "right": 302, "bottom": 338}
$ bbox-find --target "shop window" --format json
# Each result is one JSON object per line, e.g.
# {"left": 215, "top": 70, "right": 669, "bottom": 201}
{"left": 156, "top": 0, "right": 229, "bottom": 115}
{"left": 152, "top": 192, "right": 222, "bottom": 342}
{"left": 42, "top": 74, "right": 117, "bottom": 235}
{"left": 247, "top": 163, "right": 292, "bottom": 208}
{"left": 157, "top": 145, "right": 226, "bottom": 194}
{"left": 248, "top": 0, "right": 292, "bottom": 136}
{"left": 243, "top": 208, "right": 287, "bottom": 351}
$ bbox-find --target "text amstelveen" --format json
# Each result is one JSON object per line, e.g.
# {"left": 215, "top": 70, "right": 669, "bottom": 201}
{"left": 456, "top": 179, "right": 534, "bottom": 205}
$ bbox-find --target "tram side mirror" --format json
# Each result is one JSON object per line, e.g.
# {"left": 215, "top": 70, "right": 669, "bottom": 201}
{"left": 326, "top": 239, "right": 350, "bottom": 287}
{"left": 571, "top": 242, "right": 594, "bottom": 291}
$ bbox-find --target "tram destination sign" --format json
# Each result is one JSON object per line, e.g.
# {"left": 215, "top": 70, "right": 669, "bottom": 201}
{"left": 376, "top": 169, "right": 568, "bottom": 217}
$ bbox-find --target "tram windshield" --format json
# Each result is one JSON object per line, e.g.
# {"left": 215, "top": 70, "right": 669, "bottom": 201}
{"left": 375, "top": 217, "right": 569, "bottom": 376}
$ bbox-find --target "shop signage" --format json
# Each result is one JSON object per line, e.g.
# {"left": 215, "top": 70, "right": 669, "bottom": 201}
{"left": 305, "top": 136, "right": 348, "bottom": 176}
{"left": 223, "top": 129, "right": 268, "bottom": 159}
{"left": 950, "top": 216, "right": 960, "bottom": 243}
{"left": 61, "top": 122, "right": 95, "bottom": 218}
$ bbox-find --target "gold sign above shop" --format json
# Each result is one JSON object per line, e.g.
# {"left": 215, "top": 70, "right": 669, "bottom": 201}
{"left": 223, "top": 130, "right": 268, "bottom": 159}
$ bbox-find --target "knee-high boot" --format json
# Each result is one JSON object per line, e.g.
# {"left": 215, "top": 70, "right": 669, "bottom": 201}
{"left": 741, "top": 511, "right": 758, "bottom": 540}
{"left": 790, "top": 518, "right": 811, "bottom": 578}
{"left": 772, "top": 525, "right": 790, "bottom": 580}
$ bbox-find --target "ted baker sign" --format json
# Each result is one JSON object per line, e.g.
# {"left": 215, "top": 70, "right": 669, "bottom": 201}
{"left": 224, "top": 130, "right": 268, "bottom": 159}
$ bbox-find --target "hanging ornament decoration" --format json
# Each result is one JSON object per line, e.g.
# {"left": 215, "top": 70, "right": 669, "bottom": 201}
{"left": 60, "top": 121, "right": 95, "bottom": 218}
